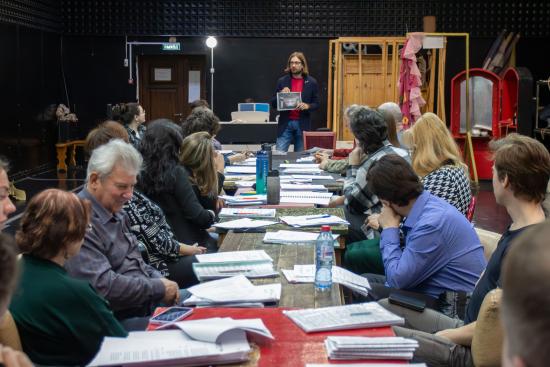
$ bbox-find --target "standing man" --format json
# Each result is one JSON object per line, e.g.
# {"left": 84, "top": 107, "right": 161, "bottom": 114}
{"left": 271, "top": 51, "right": 319, "bottom": 152}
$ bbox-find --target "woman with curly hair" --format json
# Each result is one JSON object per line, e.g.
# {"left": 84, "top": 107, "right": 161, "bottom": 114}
{"left": 139, "top": 119, "right": 222, "bottom": 253}
{"left": 9, "top": 189, "right": 126, "bottom": 366}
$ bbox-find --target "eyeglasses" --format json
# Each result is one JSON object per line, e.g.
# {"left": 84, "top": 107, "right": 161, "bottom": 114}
{"left": 289, "top": 61, "right": 302, "bottom": 65}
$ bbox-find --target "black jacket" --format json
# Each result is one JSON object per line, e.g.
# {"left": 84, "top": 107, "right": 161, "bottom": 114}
{"left": 270, "top": 74, "right": 320, "bottom": 135}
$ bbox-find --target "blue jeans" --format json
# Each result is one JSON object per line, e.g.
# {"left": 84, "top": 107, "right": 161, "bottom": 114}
{"left": 276, "top": 120, "right": 304, "bottom": 152}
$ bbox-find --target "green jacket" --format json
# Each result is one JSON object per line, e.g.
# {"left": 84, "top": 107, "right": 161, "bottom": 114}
{"left": 10, "top": 255, "right": 127, "bottom": 366}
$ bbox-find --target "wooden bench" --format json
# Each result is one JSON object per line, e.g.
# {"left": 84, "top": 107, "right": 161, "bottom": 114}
{"left": 55, "top": 140, "right": 85, "bottom": 172}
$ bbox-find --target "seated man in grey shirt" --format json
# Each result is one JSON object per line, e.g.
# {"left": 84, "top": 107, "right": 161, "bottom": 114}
{"left": 65, "top": 139, "right": 182, "bottom": 321}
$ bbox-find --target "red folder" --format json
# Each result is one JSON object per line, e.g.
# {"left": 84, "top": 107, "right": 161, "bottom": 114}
{"left": 149, "top": 307, "right": 406, "bottom": 366}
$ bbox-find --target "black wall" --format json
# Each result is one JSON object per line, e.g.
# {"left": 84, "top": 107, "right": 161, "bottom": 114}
{"left": 3, "top": 0, "right": 550, "bottom": 175}
{"left": 61, "top": 36, "right": 329, "bottom": 131}
{"left": 0, "top": 23, "right": 62, "bottom": 175}
{"left": 0, "top": 0, "right": 62, "bottom": 175}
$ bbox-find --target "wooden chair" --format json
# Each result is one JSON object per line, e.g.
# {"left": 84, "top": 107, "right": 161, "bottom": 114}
{"left": 55, "top": 140, "right": 85, "bottom": 172}
{"left": 0, "top": 311, "right": 22, "bottom": 351}
{"left": 303, "top": 131, "right": 336, "bottom": 150}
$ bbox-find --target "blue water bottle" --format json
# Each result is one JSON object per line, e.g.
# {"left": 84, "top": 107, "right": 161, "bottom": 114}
{"left": 256, "top": 148, "right": 268, "bottom": 194}
{"left": 315, "top": 225, "right": 334, "bottom": 292}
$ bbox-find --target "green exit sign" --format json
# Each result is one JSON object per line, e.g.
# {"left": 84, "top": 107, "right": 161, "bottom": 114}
{"left": 162, "top": 43, "right": 181, "bottom": 51}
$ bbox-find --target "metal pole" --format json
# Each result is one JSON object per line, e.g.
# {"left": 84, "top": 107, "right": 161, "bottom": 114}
{"left": 210, "top": 47, "right": 214, "bottom": 111}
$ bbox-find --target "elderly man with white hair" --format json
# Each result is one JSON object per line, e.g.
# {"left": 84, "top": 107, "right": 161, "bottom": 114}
{"left": 65, "top": 140, "right": 184, "bottom": 327}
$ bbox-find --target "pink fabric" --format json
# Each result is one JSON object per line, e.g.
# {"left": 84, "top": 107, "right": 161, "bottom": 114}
{"left": 399, "top": 32, "right": 426, "bottom": 126}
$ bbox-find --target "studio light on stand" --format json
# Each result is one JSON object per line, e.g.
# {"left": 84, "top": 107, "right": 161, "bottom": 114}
{"left": 206, "top": 36, "right": 218, "bottom": 111}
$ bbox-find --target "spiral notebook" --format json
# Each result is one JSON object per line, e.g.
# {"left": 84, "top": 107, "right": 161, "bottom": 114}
{"left": 280, "top": 191, "right": 333, "bottom": 205}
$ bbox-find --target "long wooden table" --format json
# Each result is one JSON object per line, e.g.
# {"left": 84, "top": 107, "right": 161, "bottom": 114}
{"left": 219, "top": 232, "right": 343, "bottom": 308}
{"left": 216, "top": 207, "right": 348, "bottom": 265}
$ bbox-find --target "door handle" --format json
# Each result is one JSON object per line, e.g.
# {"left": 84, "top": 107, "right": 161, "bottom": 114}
{"left": 174, "top": 113, "right": 183, "bottom": 117}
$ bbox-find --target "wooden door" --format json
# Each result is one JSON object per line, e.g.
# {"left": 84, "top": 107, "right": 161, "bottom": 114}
{"left": 139, "top": 55, "right": 206, "bottom": 123}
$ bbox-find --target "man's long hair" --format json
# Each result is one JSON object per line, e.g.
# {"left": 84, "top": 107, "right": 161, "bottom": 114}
{"left": 284, "top": 51, "right": 309, "bottom": 77}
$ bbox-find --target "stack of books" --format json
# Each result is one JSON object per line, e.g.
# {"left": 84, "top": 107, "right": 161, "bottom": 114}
{"left": 192, "top": 250, "right": 279, "bottom": 281}
{"left": 325, "top": 336, "right": 420, "bottom": 360}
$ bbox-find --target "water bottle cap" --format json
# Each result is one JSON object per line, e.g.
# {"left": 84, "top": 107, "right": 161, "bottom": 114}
{"left": 321, "top": 225, "right": 331, "bottom": 231}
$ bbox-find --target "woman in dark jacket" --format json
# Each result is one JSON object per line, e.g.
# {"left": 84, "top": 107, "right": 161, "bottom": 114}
{"left": 139, "top": 119, "right": 220, "bottom": 252}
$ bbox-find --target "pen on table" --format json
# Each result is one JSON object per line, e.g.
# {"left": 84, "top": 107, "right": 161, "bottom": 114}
{"left": 349, "top": 311, "right": 372, "bottom": 316}
{"left": 305, "top": 214, "right": 331, "bottom": 220}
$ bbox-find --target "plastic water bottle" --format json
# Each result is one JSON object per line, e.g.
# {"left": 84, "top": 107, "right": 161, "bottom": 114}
{"left": 261, "top": 143, "right": 273, "bottom": 172}
{"left": 256, "top": 148, "right": 269, "bottom": 194}
{"left": 315, "top": 225, "right": 334, "bottom": 292}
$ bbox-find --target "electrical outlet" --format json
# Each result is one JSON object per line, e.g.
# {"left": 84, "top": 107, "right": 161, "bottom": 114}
{"left": 124, "top": 58, "right": 129, "bottom": 67}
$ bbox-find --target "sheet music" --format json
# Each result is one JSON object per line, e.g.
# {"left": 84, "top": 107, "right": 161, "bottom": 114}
{"left": 225, "top": 166, "right": 257, "bottom": 174}
{"left": 325, "top": 336, "right": 419, "bottom": 360}
{"left": 282, "top": 174, "right": 335, "bottom": 180}
{"left": 280, "top": 184, "right": 328, "bottom": 192}
{"left": 279, "top": 163, "right": 320, "bottom": 168}
{"left": 193, "top": 262, "right": 279, "bottom": 281}
{"left": 187, "top": 275, "right": 281, "bottom": 303}
{"left": 219, "top": 208, "right": 276, "bottom": 218}
{"left": 87, "top": 329, "right": 250, "bottom": 367}
{"left": 282, "top": 168, "right": 324, "bottom": 174}
{"left": 263, "top": 230, "right": 339, "bottom": 244}
{"left": 279, "top": 214, "right": 348, "bottom": 227}
{"left": 283, "top": 302, "right": 404, "bottom": 332}
{"left": 280, "top": 191, "right": 333, "bottom": 205}
{"left": 173, "top": 317, "right": 274, "bottom": 344}
{"left": 212, "top": 218, "right": 277, "bottom": 229}
{"left": 196, "top": 250, "right": 273, "bottom": 263}
{"left": 282, "top": 265, "right": 370, "bottom": 296}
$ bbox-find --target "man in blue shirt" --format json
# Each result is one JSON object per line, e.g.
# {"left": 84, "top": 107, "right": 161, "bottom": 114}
{"left": 376, "top": 134, "right": 550, "bottom": 367}
{"left": 362, "top": 154, "right": 486, "bottom": 308}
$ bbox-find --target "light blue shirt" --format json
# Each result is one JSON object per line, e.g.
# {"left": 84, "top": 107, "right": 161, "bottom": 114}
{"left": 380, "top": 191, "right": 486, "bottom": 298}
